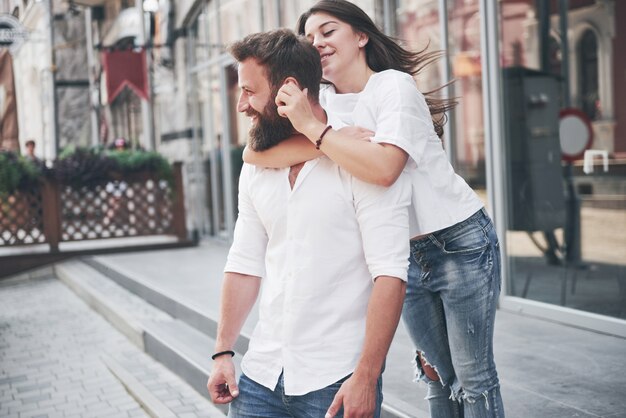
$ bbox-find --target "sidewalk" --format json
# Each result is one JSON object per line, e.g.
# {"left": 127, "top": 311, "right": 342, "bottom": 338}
{"left": 84, "top": 239, "right": 626, "bottom": 418}
{"left": 0, "top": 241, "right": 626, "bottom": 418}
{"left": 0, "top": 274, "right": 224, "bottom": 418}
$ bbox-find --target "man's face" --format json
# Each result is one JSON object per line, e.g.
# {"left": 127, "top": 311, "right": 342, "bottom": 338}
{"left": 237, "top": 58, "right": 294, "bottom": 151}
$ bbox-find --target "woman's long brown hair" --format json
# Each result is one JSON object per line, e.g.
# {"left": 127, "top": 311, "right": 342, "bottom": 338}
{"left": 297, "top": 0, "right": 456, "bottom": 138}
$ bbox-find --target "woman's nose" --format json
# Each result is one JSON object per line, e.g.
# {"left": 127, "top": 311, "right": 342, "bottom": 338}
{"left": 312, "top": 34, "right": 325, "bottom": 48}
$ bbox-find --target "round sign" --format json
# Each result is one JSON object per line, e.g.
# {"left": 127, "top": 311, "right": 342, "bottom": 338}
{"left": 559, "top": 108, "right": 593, "bottom": 162}
{"left": 0, "top": 14, "right": 28, "bottom": 53}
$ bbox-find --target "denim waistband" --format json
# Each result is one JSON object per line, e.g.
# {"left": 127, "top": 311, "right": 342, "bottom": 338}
{"left": 410, "top": 207, "right": 490, "bottom": 245}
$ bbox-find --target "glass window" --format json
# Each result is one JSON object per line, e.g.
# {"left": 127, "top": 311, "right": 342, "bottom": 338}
{"left": 497, "top": 0, "right": 626, "bottom": 320}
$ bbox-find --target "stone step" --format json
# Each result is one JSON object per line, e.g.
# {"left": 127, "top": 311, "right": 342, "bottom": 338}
{"left": 57, "top": 258, "right": 426, "bottom": 418}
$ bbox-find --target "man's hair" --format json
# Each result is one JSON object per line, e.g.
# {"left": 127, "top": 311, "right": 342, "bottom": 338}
{"left": 229, "top": 29, "right": 322, "bottom": 102}
{"left": 25, "top": 140, "right": 35, "bottom": 147}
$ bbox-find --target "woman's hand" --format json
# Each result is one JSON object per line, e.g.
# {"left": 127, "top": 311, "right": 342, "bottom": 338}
{"left": 275, "top": 82, "right": 319, "bottom": 135}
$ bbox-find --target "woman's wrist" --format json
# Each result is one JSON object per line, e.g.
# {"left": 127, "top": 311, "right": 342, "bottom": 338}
{"left": 302, "top": 120, "right": 328, "bottom": 144}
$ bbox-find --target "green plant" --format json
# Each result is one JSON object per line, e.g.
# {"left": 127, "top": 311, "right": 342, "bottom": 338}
{"left": 105, "top": 150, "right": 173, "bottom": 186}
{"left": 0, "top": 151, "right": 42, "bottom": 195}
{"left": 53, "top": 147, "right": 119, "bottom": 189}
{"left": 53, "top": 146, "right": 174, "bottom": 190}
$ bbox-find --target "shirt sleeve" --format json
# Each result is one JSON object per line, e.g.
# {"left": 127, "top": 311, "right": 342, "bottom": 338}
{"left": 370, "top": 71, "right": 436, "bottom": 166}
{"left": 352, "top": 171, "right": 411, "bottom": 282}
{"left": 223, "top": 164, "right": 268, "bottom": 278}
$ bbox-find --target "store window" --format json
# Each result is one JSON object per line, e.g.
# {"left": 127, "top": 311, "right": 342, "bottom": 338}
{"left": 498, "top": 0, "right": 626, "bottom": 323}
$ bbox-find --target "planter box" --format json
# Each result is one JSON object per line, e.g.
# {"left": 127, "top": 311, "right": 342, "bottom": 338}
{"left": 0, "top": 163, "right": 187, "bottom": 252}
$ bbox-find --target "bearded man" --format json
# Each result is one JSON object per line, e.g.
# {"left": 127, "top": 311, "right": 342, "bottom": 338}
{"left": 206, "top": 29, "right": 411, "bottom": 418}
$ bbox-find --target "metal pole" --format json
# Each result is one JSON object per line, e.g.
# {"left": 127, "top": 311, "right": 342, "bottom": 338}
{"left": 274, "top": 0, "right": 281, "bottom": 27}
{"left": 559, "top": 0, "right": 570, "bottom": 106}
{"left": 559, "top": 0, "right": 581, "bottom": 265}
{"left": 258, "top": 0, "right": 265, "bottom": 31}
{"left": 383, "top": 0, "right": 392, "bottom": 35}
{"left": 136, "top": 0, "right": 155, "bottom": 150}
{"left": 85, "top": 7, "right": 99, "bottom": 148}
{"left": 479, "top": 0, "right": 509, "bottom": 298}
{"left": 219, "top": 62, "right": 235, "bottom": 239}
{"left": 537, "top": 0, "right": 551, "bottom": 72}
{"left": 47, "top": 0, "right": 59, "bottom": 157}
{"left": 438, "top": 0, "right": 455, "bottom": 163}
{"left": 187, "top": 30, "right": 208, "bottom": 239}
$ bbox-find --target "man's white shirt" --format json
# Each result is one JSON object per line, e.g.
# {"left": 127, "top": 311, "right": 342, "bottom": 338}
{"left": 224, "top": 157, "right": 410, "bottom": 396}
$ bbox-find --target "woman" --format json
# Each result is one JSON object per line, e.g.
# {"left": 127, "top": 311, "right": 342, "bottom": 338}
{"left": 244, "top": 1, "right": 504, "bottom": 417}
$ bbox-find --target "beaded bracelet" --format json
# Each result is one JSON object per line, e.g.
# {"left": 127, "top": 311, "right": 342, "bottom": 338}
{"left": 315, "top": 125, "right": 332, "bottom": 150}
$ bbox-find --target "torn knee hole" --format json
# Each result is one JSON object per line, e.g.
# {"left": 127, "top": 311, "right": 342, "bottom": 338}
{"left": 417, "top": 352, "right": 440, "bottom": 382}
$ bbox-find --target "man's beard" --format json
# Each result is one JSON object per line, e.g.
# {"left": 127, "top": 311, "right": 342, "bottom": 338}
{"left": 248, "top": 96, "right": 295, "bottom": 152}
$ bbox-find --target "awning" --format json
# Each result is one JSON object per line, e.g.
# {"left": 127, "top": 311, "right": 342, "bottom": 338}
{"left": 101, "top": 8, "right": 142, "bottom": 48}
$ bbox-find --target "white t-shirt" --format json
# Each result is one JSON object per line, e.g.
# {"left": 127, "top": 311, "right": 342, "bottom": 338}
{"left": 225, "top": 159, "right": 411, "bottom": 395}
{"left": 321, "top": 69, "right": 484, "bottom": 236}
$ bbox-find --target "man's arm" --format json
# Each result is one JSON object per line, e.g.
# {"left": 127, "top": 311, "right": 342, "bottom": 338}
{"left": 207, "top": 272, "right": 261, "bottom": 404}
{"left": 207, "top": 163, "right": 267, "bottom": 404}
{"left": 326, "top": 276, "right": 405, "bottom": 418}
{"left": 327, "top": 172, "right": 411, "bottom": 418}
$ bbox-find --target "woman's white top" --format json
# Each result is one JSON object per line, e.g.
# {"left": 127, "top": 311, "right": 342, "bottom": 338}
{"left": 320, "top": 69, "right": 484, "bottom": 237}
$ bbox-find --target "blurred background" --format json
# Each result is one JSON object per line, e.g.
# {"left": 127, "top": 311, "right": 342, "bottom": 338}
{"left": 0, "top": 0, "right": 624, "bottom": 337}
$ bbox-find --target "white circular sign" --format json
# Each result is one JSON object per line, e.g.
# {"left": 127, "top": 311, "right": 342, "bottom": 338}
{"left": 559, "top": 108, "right": 593, "bottom": 162}
{"left": 0, "top": 14, "right": 28, "bottom": 54}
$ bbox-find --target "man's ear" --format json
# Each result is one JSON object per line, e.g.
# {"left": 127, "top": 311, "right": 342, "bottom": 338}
{"left": 282, "top": 77, "right": 301, "bottom": 88}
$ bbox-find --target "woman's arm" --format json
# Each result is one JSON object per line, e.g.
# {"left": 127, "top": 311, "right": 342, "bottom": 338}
{"left": 242, "top": 134, "right": 321, "bottom": 168}
{"left": 276, "top": 84, "right": 408, "bottom": 187}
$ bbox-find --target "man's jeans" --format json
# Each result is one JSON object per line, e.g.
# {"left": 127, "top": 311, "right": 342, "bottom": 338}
{"left": 228, "top": 372, "right": 383, "bottom": 418}
{"left": 402, "top": 208, "right": 505, "bottom": 418}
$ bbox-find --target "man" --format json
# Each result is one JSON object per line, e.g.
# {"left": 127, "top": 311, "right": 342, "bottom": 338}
{"left": 206, "top": 29, "right": 411, "bottom": 418}
{"left": 24, "top": 139, "right": 39, "bottom": 162}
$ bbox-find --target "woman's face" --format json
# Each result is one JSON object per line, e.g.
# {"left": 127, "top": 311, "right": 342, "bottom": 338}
{"left": 303, "top": 12, "right": 368, "bottom": 85}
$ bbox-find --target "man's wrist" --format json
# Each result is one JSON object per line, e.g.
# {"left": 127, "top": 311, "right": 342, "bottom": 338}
{"left": 211, "top": 350, "right": 235, "bottom": 360}
{"left": 353, "top": 363, "right": 382, "bottom": 383}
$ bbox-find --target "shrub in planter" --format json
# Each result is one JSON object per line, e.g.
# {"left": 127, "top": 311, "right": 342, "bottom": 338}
{"left": 52, "top": 147, "right": 119, "bottom": 189}
{"left": 52, "top": 146, "right": 174, "bottom": 189}
{"left": 0, "top": 151, "right": 42, "bottom": 196}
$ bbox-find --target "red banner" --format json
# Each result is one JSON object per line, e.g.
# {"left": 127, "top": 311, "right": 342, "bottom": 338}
{"left": 102, "top": 49, "right": 149, "bottom": 103}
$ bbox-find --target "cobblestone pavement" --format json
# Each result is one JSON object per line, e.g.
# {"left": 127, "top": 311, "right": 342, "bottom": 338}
{"left": 0, "top": 276, "right": 223, "bottom": 418}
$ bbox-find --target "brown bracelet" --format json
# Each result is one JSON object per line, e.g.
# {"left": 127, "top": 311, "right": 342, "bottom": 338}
{"left": 211, "top": 350, "right": 235, "bottom": 360}
{"left": 315, "top": 125, "right": 332, "bottom": 150}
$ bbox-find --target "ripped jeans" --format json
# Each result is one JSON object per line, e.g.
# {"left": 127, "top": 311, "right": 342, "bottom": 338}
{"left": 402, "top": 208, "right": 504, "bottom": 418}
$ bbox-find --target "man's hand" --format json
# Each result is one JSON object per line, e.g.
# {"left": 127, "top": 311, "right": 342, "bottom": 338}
{"left": 326, "top": 373, "right": 378, "bottom": 418}
{"left": 206, "top": 357, "right": 239, "bottom": 404}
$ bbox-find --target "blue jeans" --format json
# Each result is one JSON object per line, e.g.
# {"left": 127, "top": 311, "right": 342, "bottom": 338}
{"left": 402, "top": 208, "right": 504, "bottom": 418}
{"left": 228, "top": 372, "right": 383, "bottom": 418}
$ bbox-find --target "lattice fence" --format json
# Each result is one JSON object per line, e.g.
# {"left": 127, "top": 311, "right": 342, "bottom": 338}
{"left": 0, "top": 187, "right": 47, "bottom": 246}
{"left": 60, "top": 178, "right": 175, "bottom": 242}
{"left": 0, "top": 163, "right": 186, "bottom": 252}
